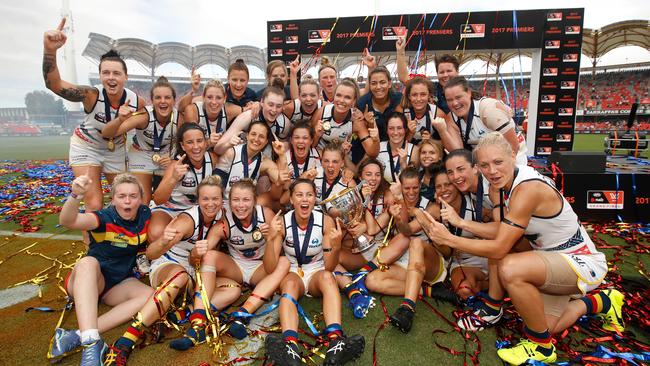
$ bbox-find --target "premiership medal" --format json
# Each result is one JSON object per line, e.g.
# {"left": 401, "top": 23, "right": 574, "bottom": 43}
{"left": 322, "top": 121, "right": 331, "bottom": 131}
{"left": 107, "top": 138, "right": 115, "bottom": 152}
{"left": 152, "top": 153, "right": 161, "bottom": 163}
{"left": 297, "top": 266, "right": 304, "bottom": 278}
{"left": 252, "top": 229, "right": 263, "bottom": 242}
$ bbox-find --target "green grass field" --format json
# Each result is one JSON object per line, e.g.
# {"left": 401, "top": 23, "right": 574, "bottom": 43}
{"left": 0, "top": 135, "right": 70, "bottom": 160}
{"left": 0, "top": 233, "right": 648, "bottom": 366}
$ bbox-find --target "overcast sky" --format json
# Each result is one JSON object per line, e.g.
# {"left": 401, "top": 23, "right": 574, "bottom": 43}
{"left": 1, "top": 0, "right": 648, "bottom": 108}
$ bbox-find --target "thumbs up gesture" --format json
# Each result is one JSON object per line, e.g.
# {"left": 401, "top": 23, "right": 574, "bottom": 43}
{"left": 117, "top": 99, "right": 132, "bottom": 120}
{"left": 71, "top": 168, "right": 92, "bottom": 198}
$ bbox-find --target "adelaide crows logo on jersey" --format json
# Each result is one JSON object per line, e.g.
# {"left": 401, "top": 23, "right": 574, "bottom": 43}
{"left": 94, "top": 112, "right": 108, "bottom": 123}
{"left": 230, "top": 236, "right": 245, "bottom": 246}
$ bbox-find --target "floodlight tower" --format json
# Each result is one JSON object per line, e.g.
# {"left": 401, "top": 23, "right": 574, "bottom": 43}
{"left": 61, "top": 0, "right": 80, "bottom": 111}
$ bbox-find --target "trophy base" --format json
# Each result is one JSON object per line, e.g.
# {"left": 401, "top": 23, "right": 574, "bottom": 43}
{"left": 351, "top": 235, "right": 375, "bottom": 254}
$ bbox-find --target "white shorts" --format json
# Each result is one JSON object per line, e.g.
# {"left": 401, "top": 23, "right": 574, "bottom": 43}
{"left": 233, "top": 257, "right": 264, "bottom": 285}
{"left": 394, "top": 248, "right": 448, "bottom": 284}
{"left": 69, "top": 136, "right": 126, "bottom": 174}
{"left": 150, "top": 252, "right": 196, "bottom": 287}
{"left": 559, "top": 252, "right": 607, "bottom": 294}
{"left": 449, "top": 253, "right": 489, "bottom": 275}
{"left": 289, "top": 262, "right": 324, "bottom": 296}
{"left": 127, "top": 147, "right": 167, "bottom": 175}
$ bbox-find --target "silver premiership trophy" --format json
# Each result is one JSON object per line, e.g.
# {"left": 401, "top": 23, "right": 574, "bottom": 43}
{"left": 319, "top": 180, "right": 375, "bottom": 253}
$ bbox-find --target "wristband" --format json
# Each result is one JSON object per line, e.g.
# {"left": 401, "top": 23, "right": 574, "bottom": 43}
{"left": 359, "top": 135, "right": 371, "bottom": 143}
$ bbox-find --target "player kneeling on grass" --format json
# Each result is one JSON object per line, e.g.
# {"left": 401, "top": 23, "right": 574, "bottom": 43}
{"left": 52, "top": 173, "right": 153, "bottom": 366}
{"left": 103, "top": 176, "right": 226, "bottom": 365}
{"left": 264, "top": 179, "right": 365, "bottom": 366}
{"left": 418, "top": 132, "right": 624, "bottom": 365}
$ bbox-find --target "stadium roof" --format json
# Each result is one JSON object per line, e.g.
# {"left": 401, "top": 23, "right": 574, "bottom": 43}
{"left": 82, "top": 20, "right": 649, "bottom": 75}
{"left": 582, "top": 20, "right": 650, "bottom": 65}
{"left": 82, "top": 32, "right": 267, "bottom": 75}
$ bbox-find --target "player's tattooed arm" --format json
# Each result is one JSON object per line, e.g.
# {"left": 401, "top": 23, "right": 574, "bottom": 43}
{"left": 42, "top": 52, "right": 97, "bottom": 105}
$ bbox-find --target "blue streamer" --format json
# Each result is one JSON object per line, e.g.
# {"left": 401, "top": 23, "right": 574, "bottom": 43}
{"left": 615, "top": 172, "right": 624, "bottom": 222}
{"left": 229, "top": 297, "right": 281, "bottom": 319}
{"left": 501, "top": 74, "right": 511, "bottom": 107}
{"left": 578, "top": 345, "right": 650, "bottom": 365}
{"left": 281, "top": 293, "right": 320, "bottom": 336}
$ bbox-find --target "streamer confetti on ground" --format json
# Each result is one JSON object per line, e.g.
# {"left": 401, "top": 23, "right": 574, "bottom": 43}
{"left": 0, "top": 160, "right": 109, "bottom": 232}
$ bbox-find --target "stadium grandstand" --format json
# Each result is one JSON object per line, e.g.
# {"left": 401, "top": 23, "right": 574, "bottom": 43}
{"left": 80, "top": 19, "right": 650, "bottom": 135}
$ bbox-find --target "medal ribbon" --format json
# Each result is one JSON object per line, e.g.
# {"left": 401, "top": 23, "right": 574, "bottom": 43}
{"left": 321, "top": 173, "right": 342, "bottom": 200}
{"left": 152, "top": 111, "right": 173, "bottom": 152}
{"left": 102, "top": 88, "right": 127, "bottom": 124}
{"left": 241, "top": 144, "right": 262, "bottom": 180}
{"left": 446, "top": 197, "right": 467, "bottom": 237}
{"left": 291, "top": 212, "right": 314, "bottom": 269}
{"left": 188, "top": 155, "right": 207, "bottom": 194}
{"left": 386, "top": 141, "right": 406, "bottom": 182}
{"left": 202, "top": 106, "right": 224, "bottom": 136}
{"left": 231, "top": 207, "right": 259, "bottom": 235}
{"left": 290, "top": 147, "right": 311, "bottom": 179}
{"left": 455, "top": 100, "right": 475, "bottom": 150}
{"left": 197, "top": 206, "right": 217, "bottom": 241}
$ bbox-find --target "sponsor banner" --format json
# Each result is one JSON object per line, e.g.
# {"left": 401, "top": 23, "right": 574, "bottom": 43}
{"left": 565, "top": 25, "right": 580, "bottom": 34}
{"left": 267, "top": 8, "right": 585, "bottom": 156}
{"left": 460, "top": 24, "right": 486, "bottom": 38}
{"left": 545, "top": 40, "right": 561, "bottom": 49}
{"left": 382, "top": 26, "right": 407, "bottom": 40}
{"left": 308, "top": 29, "right": 331, "bottom": 43}
{"left": 541, "top": 94, "right": 556, "bottom": 103}
{"left": 285, "top": 35, "right": 298, "bottom": 44}
{"left": 587, "top": 190, "right": 624, "bottom": 209}
{"left": 547, "top": 12, "right": 563, "bottom": 21}
{"left": 543, "top": 67, "right": 559, "bottom": 77}
{"left": 558, "top": 108, "right": 574, "bottom": 116}
{"left": 539, "top": 121, "right": 554, "bottom": 129}
{"left": 561, "top": 81, "right": 576, "bottom": 89}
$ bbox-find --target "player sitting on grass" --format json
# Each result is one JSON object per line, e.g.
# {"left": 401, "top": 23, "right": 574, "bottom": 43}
{"left": 51, "top": 173, "right": 153, "bottom": 366}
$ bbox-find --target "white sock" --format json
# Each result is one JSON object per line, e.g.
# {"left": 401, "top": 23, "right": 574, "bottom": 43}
{"left": 80, "top": 329, "right": 100, "bottom": 344}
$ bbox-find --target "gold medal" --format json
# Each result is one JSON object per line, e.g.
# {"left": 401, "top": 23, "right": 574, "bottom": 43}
{"left": 152, "top": 153, "right": 161, "bottom": 163}
{"left": 297, "top": 266, "right": 304, "bottom": 278}
{"left": 107, "top": 138, "right": 115, "bottom": 152}
{"left": 322, "top": 121, "right": 331, "bottom": 131}
{"left": 331, "top": 138, "right": 340, "bottom": 144}
{"left": 252, "top": 229, "right": 263, "bottom": 242}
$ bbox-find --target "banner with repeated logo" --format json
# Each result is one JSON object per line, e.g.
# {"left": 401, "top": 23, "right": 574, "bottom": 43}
{"left": 268, "top": 8, "right": 584, "bottom": 156}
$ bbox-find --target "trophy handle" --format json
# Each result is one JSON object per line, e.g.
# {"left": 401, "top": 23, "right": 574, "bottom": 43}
{"left": 357, "top": 179, "right": 371, "bottom": 208}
